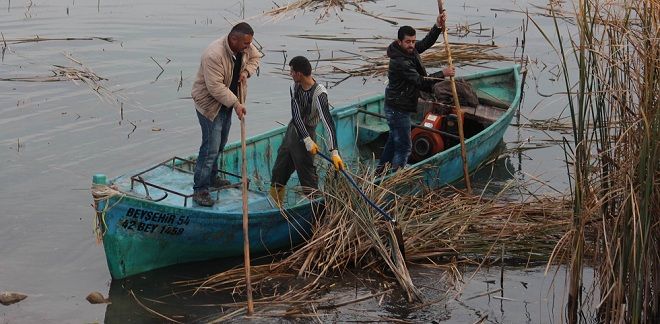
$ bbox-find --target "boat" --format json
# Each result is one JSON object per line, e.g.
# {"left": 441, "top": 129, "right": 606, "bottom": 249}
{"left": 91, "top": 65, "right": 522, "bottom": 279}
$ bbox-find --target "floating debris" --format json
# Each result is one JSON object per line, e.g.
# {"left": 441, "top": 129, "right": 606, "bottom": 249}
{"left": 2, "top": 36, "right": 113, "bottom": 45}
{"left": 0, "top": 291, "right": 27, "bottom": 306}
{"left": 86, "top": 291, "right": 110, "bottom": 304}
{"left": 0, "top": 52, "right": 118, "bottom": 104}
{"left": 337, "top": 42, "right": 512, "bottom": 78}
{"left": 264, "top": 0, "right": 397, "bottom": 25}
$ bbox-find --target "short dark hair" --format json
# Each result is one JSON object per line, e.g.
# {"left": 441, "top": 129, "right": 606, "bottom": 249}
{"left": 397, "top": 25, "right": 416, "bottom": 41}
{"left": 229, "top": 22, "right": 254, "bottom": 37}
{"left": 289, "top": 56, "right": 312, "bottom": 76}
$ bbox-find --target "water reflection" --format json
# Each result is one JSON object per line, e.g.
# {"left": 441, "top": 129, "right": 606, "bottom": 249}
{"left": 105, "top": 256, "right": 246, "bottom": 323}
{"left": 103, "top": 261, "right": 588, "bottom": 323}
{"left": 448, "top": 141, "right": 518, "bottom": 196}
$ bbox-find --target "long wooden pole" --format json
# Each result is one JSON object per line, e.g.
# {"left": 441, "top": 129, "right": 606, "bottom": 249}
{"left": 438, "top": 0, "right": 472, "bottom": 194}
{"left": 238, "top": 86, "right": 254, "bottom": 315}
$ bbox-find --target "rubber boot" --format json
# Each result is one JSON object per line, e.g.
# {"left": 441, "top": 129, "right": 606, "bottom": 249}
{"left": 269, "top": 186, "right": 285, "bottom": 207}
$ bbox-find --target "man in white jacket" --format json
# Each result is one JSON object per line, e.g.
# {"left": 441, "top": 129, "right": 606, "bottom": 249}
{"left": 191, "top": 22, "right": 261, "bottom": 207}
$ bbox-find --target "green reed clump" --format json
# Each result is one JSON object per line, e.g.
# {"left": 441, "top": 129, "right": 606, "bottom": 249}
{"left": 543, "top": 0, "right": 658, "bottom": 322}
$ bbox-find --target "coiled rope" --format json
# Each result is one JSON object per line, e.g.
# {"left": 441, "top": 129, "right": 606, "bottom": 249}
{"left": 90, "top": 184, "right": 124, "bottom": 244}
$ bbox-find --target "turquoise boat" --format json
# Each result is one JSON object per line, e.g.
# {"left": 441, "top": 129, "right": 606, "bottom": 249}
{"left": 92, "top": 65, "right": 521, "bottom": 279}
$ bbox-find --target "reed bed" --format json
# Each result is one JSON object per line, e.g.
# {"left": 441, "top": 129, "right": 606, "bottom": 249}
{"left": 539, "top": 0, "right": 659, "bottom": 322}
{"left": 176, "top": 166, "right": 573, "bottom": 320}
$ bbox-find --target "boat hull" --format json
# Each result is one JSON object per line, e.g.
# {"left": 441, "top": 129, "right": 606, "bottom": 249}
{"left": 96, "top": 194, "right": 318, "bottom": 279}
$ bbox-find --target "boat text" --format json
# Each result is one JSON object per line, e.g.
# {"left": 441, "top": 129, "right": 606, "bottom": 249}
{"left": 121, "top": 208, "right": 191, "bottom": 236}
{"left": 120, "top": 219, "right": 186, "bottom": 236}
{"left": 125, "top": 207, "right": 190, "bottom": 225}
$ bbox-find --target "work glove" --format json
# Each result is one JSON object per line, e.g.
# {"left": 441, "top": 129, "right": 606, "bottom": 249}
{"left": 331, "top": 150, "right": 345, "bottom": 171}
{"left": 269, "top": 186, "right": 285, "bottom": 208}
{"left": 303, "top": 137, "right": 319, "bottom": 155}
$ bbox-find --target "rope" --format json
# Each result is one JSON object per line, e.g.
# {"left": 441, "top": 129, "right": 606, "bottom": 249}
{"left": 316, "top": 152, "right": 396, "bottom": 224}
{"left": 91, "top": 184, "right": 124, "bottom": 244}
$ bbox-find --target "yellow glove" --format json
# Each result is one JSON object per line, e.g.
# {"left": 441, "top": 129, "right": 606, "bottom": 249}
{"left": 331, "top": 150, "right": 345, "bottom": 171}
{"left": 269, "top": 186, "right": 285, "bottom": 207}
{"left": 303, "top": 137, "right": 318, "bottom": 155}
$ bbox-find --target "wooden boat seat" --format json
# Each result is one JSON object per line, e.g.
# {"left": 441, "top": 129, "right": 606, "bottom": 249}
{"left": 357, "top": 122, "right": 389, "bottom": 144}
{"left": 461, "top": 104, "right": 505, "bottom": 124}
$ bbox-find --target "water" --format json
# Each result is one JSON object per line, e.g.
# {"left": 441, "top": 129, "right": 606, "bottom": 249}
{"left": 1, "top": 0, "right": 580, "bottom": 322}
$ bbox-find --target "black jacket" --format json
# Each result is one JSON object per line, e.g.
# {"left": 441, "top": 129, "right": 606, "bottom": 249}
{"left": 385, "top": 24, "right": 443, "bottom": 112}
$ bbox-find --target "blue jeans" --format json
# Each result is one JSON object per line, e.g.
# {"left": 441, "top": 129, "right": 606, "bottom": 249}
{"left": 379, "top": 105, "right": 412, "bottom": 170}
{"left": 194, "top": 108, "right": 232, "bottom": 193}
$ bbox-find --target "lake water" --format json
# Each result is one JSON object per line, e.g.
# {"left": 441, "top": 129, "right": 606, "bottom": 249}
{"left": 1, "top": 0, "right": 581, "bottom": 322}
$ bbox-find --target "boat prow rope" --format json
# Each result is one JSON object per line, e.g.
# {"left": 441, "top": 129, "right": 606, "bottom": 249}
{"left": 91, "top": 184, "right": 124, "bottom": 245}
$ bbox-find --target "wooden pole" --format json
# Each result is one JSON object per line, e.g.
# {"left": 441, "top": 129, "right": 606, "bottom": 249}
{"left": 238, "top": 86, "right": 254, "bottom": 315}
{"left": 437, "top": 0, "right": 472, "bottom": 194}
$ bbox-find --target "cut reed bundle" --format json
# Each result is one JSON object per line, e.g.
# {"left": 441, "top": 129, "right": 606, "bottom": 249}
{"left": 176, "top": 165, "right": 572, "bottom": 321}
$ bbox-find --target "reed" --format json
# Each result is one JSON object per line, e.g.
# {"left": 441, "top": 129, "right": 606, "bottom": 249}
{"left": 175, "top": 165, "right": 573, "bottom": 320}
{"left": 541, "top": 0, "right": 658, "bottom": 322}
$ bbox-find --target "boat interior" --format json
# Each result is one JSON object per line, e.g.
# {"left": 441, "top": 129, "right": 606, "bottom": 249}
{"left": 112, "top": 69, "right": 518, "bottom": 213}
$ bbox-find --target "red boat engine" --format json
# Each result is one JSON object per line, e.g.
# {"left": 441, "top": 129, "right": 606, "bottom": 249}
{"left": 410, "top": 112, "right": 461, "bottom": 162}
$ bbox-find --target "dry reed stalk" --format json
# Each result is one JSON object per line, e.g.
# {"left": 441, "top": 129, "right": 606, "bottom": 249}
{"left": 0, "top": 53, "right": 116, "bottom": 104}
{"left": 173, "top": 164, "right": 573, "bottom": 321}
{"left": 537, "top": 0, "right": 658, "bottom": 321}
{"left": 2, "top": 36, "right": 113, "bottom": 44}
{"left": 264, "top": 0, "right": 393, "bottom": 24}
{"left": 334, "top": 42, "right": 511, "bottom": 77}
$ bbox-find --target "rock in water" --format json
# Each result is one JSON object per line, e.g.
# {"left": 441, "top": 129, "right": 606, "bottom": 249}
{"left": 86, "top": 291, "right": 110, "bottom": 304}
{"left": 0, "top": 292, "right": 28, "bottom": 306}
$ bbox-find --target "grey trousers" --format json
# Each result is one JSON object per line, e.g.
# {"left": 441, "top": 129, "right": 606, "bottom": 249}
{"left": 271, "top": 123, "right": 318, "bottom": 190}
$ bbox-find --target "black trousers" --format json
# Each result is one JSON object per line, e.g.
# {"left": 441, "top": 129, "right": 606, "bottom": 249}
{"left": 271, "top": 123, "right": 318, "bottom": 190}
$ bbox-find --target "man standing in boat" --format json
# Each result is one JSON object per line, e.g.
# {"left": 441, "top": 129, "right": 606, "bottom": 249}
{"left": 191, "top": 22, "right": 261, "bottom": 207}
{"left": 377, "top": 12, "right": 455, "bottom": 173}
{"left": 269, "top": 56, "right": 345, "bottom": 206}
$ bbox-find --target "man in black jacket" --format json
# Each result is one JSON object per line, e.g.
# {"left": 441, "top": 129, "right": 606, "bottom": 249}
{"left": 378, "top": 12, "right": 455, "bottom": 172}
